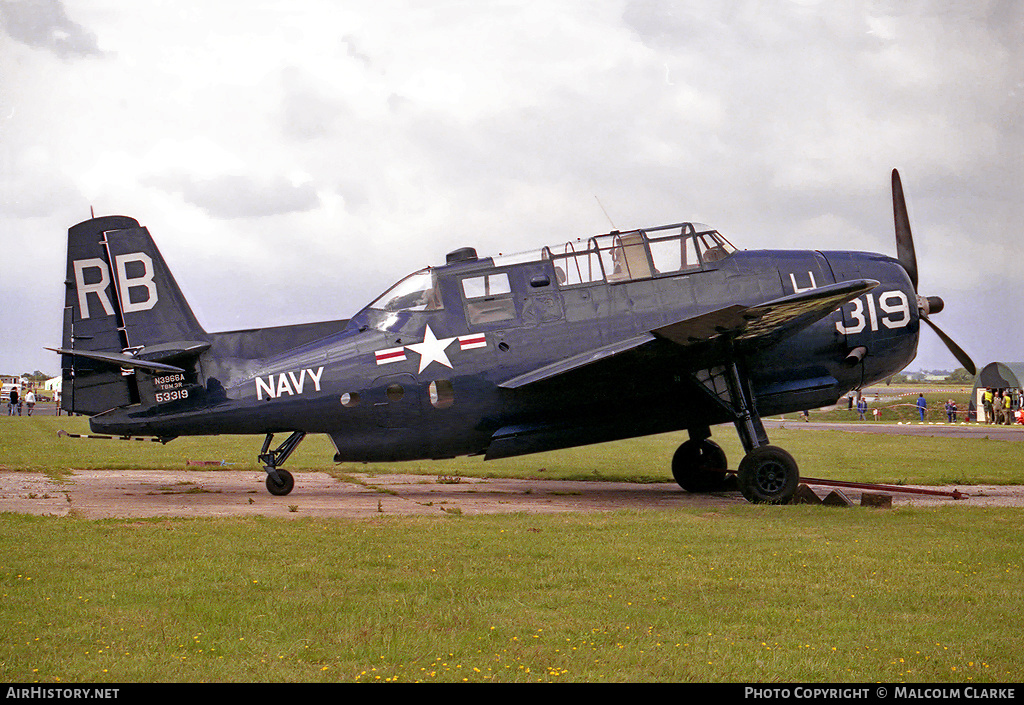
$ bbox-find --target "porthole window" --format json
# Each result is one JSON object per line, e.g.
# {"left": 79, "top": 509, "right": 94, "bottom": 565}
{"left": 429, "top": 380, "right": 454, "bottom": 409}
{"left": 340, "top": 392, "right": 360, "bottom": 407}
{"left": 386, "top": 384, "right": 404, "bottom": 402}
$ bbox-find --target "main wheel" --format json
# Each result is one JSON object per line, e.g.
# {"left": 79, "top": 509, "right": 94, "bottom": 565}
{"left": 737, "top": 446, "right": 798, "bottom": 504}
{"left": 672, "top": 439, "right": 730, "bottom": 492}
{"left": 266, "top": 468, "right": 295, "bottom": 496}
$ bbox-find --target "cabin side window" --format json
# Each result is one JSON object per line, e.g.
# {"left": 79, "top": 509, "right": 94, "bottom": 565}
{"left": 550, "top": 249, "right": 602, "bottom": 287}
{"left": 461, "top": 272, "right": 516, "bottom": 325}
{"left": 646, "top": 228, "right": 735, "bottom": 275}
{"left": 695, "top": 231, "right": 733, "bottom": 263}
{"left": 649, "top": 235, "right": 701, "bottom": 274}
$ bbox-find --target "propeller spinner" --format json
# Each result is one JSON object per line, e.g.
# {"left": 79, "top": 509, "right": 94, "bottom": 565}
{"left": 891, "top": 169, "right": 976, "bottom": 376}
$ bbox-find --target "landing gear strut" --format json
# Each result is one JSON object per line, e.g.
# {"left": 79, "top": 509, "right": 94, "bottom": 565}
{"left": 684, "top": 361, "right": 800, "bottom": 504}
{"left": 258, "top": 431, "right": 306, "bottom": 496}
{"left": 723, "top": 361, "right": 799, "bottom": 504}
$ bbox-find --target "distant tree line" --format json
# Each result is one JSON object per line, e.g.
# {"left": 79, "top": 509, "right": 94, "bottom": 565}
{"left": 20, "top": 371, "right": 53, "bottom": 383}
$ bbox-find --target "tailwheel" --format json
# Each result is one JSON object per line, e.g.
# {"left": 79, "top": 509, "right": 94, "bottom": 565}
{"left": 672, "top": 439, "right": 730, "bottom": 492}
{"left": 737, "top": 446, "right": 799, "bottom": 504}
{"left": 258, "top": 431, "right": 305, "bottom": 497}
{"left": 266, "top": 468, "right": 295, "bottom": 496}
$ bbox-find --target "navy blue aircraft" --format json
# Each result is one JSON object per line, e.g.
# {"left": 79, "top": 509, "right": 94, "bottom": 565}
{"left": 53, "top": 170, "right": 974, "bottom": 503}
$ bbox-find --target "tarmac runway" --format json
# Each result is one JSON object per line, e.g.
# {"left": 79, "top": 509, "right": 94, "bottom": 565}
{"left": 3, "top": 470, "right": 1022, "bottom": 520}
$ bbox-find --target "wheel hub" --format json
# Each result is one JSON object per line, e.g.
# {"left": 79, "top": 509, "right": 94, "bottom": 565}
{"left": 756, "top": 462, "right": 786, "bottom": 493}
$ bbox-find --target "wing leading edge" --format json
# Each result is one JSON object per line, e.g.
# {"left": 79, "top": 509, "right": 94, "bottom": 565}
{"left": 498, "top": 278, "right": 878, "bottom": 390}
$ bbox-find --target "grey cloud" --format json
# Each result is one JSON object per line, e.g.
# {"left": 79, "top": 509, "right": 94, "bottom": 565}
{"left": 0, "top": 0, "right": 104, "bottom": 58}
{"left": 146, "top": 173, "right": 321, "bottom": 219}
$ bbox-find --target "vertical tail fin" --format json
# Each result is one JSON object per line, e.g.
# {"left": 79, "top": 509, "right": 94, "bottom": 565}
{"left": 61, "top": 216, "right": 207, "bottom": 415}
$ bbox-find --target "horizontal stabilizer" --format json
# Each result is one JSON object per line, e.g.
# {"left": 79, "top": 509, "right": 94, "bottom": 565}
{"left": 47, "top": 347, "right": 185, "bottom": 374}
{"left": 133, "top": 340, "right": 211, "bottom": 365}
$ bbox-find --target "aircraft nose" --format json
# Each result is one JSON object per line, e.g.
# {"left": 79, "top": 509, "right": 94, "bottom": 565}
{"left": 917, "top": 294, "right": 944, "bottom": 316}
{"left": 924, "top": 296, "right": 944, "bottom": 315}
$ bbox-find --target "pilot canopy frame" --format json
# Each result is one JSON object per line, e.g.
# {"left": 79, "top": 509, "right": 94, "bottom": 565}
{"left": 370, "top": 222, "right": 739, "bottom": 316}
{"left": 537, "top": 222, "right": 736, "bottom": 287}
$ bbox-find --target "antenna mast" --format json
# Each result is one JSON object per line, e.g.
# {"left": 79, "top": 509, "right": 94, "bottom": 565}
{"left": 594, "top": 196, "right": 617, "bottom": 230}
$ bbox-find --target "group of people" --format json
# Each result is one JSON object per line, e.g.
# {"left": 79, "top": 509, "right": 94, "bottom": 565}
{"left": 944, "top": 398, "right": 959, "bottom": 423}
{"left": 981, "top": 388, "right": 1022, "bottom": 425}
{"left": 845, "top": 393, "right": 881, "bottom": 421}
{"left": 5, "top": 388, "right": 36, "bottom": 416}
{"left": 837, "top": 388, "right": 1024, "bottom": 425}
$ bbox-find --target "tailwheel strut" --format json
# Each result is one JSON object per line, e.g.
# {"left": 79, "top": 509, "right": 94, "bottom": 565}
{"left": 258, "top": 431, "right": 306, "bottom": 496}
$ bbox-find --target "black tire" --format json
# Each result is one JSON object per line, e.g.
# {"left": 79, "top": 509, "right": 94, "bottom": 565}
{"left": 737, "top": 446, "right": 799, "bottom": 504}
{"left": 266, "top": 468, "right": 295, "bottom": 496}
{"left": 672, "top": 439, "right": 730, "bottom": 492}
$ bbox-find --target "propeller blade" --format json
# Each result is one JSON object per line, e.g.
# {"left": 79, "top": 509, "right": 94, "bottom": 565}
{"left": 921, "top": 314, "right": 976, "bottom": 376}
{"left": 892, "top": 168, "right": 919, "bottom": 291}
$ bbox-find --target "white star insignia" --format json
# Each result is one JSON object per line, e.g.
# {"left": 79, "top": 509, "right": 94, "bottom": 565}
{"left": 405, "top": 324, "right": 457, "bottom": 373}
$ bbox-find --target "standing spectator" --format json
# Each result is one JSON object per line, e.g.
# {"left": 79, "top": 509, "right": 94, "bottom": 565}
{"left": 857, "top": 396, "right": 867, "bottom": 421}
{"left": 25, "top": 390, "right": 35, "bottom": 416}
{"left": 944, "top": 399, "right": 958, "bottom": 423}
{"left": 7, "top": 387, "right": 18, "bottom": 416}
{"left": 994, "top": 391, "right": 1005, "bottom": 425}
{"left": 983, "top": 388, "right": 995, "bottom": 423}
{"left": 916, "top": 393, "right": 927, "bottom": 422}
{"left": 1003, "top": 391, "right": 1013, "bottom": 425}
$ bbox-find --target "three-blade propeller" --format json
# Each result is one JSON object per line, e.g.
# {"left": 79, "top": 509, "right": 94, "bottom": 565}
{"left": 891, "top": 169, "right": 976, "bottom": 375}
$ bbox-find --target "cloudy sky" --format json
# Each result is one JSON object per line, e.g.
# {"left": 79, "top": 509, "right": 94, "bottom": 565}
{"left": 1, "top": 0, "right": 1021, "bottom": 378}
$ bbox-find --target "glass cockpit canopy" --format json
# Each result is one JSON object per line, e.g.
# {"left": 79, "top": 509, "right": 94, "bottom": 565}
{"left": 534, "top": 222, "right": 736, "bottom": 286}
{"left": 368, "top": 268, "right": 443, "bottom": 312}
{"left": 367, "top": 222, "right": 736, "bottom": 312}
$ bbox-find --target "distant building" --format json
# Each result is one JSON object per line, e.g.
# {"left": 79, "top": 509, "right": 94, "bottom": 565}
{"left": 1, "top": 376, "right": 21, "bottom": 403}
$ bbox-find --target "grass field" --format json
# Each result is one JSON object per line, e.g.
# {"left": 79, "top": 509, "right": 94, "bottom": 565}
{"left": 1, "top": 414, "right": 1023, "bottom": 683}
{"left": 2, "top": 509, "right": 1022, "bottom": 683}
{"left": 1, "top": 415, "right": 1020, "bottom": 486}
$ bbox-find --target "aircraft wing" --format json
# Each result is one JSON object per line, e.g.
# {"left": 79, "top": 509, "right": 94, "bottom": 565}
{"left": 498, "top": 278, "right": 877, "bottom": 390}
{"left": 652, "top": 278, "right": 878, "bottom": 349}
{"left": 499, "top": 334, "right": 655, "bottom": 389}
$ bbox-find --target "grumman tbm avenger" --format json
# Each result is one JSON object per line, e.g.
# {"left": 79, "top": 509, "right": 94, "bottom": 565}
{"left": 52, "top": 170, "right": 974, "bottom": 504}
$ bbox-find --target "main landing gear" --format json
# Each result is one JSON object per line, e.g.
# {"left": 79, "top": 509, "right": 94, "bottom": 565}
{"left": 673, "top": 363, "right": 799, "bottom": 504}
{"left": 671, "top": 438, "right": 732, "bottom": 493}
{"left": 258, "top": 431, "right": 306, "bottom": 496}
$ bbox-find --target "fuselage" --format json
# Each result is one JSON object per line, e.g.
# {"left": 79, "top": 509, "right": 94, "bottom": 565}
{"left": 90, "top": 225, "right": 919, "bottom": 463}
